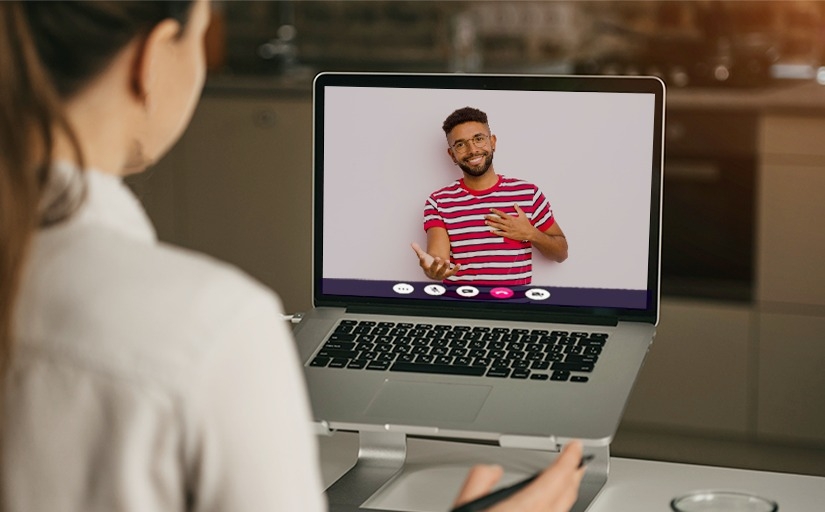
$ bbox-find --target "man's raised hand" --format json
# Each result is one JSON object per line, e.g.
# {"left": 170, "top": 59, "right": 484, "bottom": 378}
{"left": 411, "top": 242, "right": 460, "bottom": 281}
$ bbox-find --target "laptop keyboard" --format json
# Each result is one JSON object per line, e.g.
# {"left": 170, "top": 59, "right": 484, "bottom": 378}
{"left": 308, "top": 320, "right": 608, "bottom": 383}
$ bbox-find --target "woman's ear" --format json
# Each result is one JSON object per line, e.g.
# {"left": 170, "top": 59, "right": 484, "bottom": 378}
{"left": 129, "top": 18, "right": 183, "bottom": 109}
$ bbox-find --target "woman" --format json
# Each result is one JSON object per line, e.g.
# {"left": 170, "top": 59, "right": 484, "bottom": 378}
{"left": 0, "top": 2, "right": 583, "bottom": 510}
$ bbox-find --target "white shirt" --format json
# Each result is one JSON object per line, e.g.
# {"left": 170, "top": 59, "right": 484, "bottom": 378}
{"left": 3, "top": 168, "right": 326, "bottom": 512}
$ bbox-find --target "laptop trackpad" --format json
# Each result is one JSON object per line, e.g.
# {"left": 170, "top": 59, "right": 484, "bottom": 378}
{"left": 365, "top": 380, "right": 491, "bottom": 423}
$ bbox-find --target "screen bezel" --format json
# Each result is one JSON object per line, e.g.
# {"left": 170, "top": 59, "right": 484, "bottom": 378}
{"left": 312, "top": 72, "right": 664, "bottom": 325}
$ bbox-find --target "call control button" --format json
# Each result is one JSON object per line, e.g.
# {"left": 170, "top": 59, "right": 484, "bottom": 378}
{"left": 392, "top": 283, "right": 414, "bottom": 295}
{"left": 456, "top": 286, "right": 479, "bottom": 298}
{"left": 424, "top": 284, "right": 446, "bottom": 296}
{"left": 525, "top": 288, "right": 551, "bottom": 301}
{"left": 489, "top": 287, "right": 514, "bottom": 299}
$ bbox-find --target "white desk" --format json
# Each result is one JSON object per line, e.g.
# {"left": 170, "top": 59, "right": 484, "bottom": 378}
{"left": 318, "top": 432, "right": 825, "bottom": 512}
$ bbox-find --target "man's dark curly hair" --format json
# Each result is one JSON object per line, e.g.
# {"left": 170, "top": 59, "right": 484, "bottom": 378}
{"left": 442, "top": 107, "right": 488, "bottom": 135}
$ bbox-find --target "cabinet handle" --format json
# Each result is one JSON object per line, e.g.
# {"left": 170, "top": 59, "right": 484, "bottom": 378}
{"left": 253, "top": 109, "right": 277, "bottom": 128}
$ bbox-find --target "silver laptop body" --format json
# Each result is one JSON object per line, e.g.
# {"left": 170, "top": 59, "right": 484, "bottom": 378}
{"left": 295, "top": 72, "right": 665, "bottom": 448}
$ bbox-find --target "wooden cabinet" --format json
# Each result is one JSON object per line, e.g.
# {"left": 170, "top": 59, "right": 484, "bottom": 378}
{"left": 758, "top": 116, "right": 825, "bottom": 306}
{"left": 754, "top": 114, "right": 825, "bottom": 444}
{"left": 622, "top": 298, "right": 752, "bottom": 435}
{"left": 757, "top": 312, "right": 825, "bottom": 443}
{"left": 130, "top": 93, "right": 314, "bottom": 314}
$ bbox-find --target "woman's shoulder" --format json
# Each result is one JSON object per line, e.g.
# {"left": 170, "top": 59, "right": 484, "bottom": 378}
{"left": 20, "top": 224, "right": 286, "bottom": 388}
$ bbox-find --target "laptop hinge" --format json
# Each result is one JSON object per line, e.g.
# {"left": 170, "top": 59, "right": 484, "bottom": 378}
{"left": 345, "top": 304, "right": 619, "bottom": 326}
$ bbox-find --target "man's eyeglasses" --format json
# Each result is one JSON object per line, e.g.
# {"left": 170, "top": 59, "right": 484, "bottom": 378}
{"left": 449, "top": 134, "right": 490, "bottom": 153}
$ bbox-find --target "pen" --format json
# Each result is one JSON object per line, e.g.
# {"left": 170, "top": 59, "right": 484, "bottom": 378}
{"left": 451, "top": 455, "right": 595, "bottom": 512}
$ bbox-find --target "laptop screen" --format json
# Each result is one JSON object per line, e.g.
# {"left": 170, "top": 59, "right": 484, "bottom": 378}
{"left": 313, "top": 73, "right": 664, "bottom": 323}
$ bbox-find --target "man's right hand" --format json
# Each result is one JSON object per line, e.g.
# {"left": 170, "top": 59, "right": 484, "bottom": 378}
{"left": 411, "top": 242, "right": 461, "bottom": 281}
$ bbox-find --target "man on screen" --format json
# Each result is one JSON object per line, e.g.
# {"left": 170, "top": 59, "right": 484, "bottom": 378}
{"left": 411, "top": 107, "right": 568, "bottom": 286}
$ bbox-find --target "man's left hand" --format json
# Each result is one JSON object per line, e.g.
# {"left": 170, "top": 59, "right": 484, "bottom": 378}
{"left": 486, "top": 204, "right": 536, "bottom": 243}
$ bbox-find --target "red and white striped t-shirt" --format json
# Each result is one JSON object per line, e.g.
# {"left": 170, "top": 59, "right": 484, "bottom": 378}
{"left": 423, "top": 175, "right": 555, "bottom": 286}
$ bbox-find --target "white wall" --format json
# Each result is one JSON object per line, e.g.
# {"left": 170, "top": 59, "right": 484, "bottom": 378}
{"left": 322, "top": 86, "right": 655, "bottom": 290}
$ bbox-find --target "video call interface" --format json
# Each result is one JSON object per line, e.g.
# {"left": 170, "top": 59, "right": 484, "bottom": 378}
{"left": 319, "top": 82, "right": 658, "bottom": 311}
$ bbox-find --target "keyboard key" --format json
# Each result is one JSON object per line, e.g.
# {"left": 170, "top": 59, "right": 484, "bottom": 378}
{"left": 454, "top": 356, "right": 472, "bottom": 366}
{"left": 309, "top": 357, "right": 330, "bottom": 367}
{"left": 317, "top": 349, "right": 359, "bottom": 359}
{"left": 552, "top": 362, "right": 594, "bottom": 373}
{"left": 329, "top": 333, "right": 357, "bottom": 342}
{"left": 530, "top": 373, "right": 549, "bottom": 381}
{"left": 486, "top": 367, "right": 511, "bottom": 378}
{"left": 546, "top": 353, "right": 565, "bottom": 363}
{"left": 570, "top": 376, "right": 590, "bottom": 383}
{"left": 416, "top": 354, "right": 435, "bottom": 364}
{"left": 378, "top": 321, "right": 396, "bottom": 327}
{"left": 397, "top": 323, "right": 414, "bottom": 329}
{"left": 390, "top": 363, "right": 486, "bottom": 376}
{"left": 433, "top": 324, "right": 452, "bottom": 331}
{"left": 590, "top": 333, "right": 609, "bottom": 339}
{"left": 434, "top": 355, "right": 454, "bottom": 365}
{"left": 323, "top": 341, "right": 356, "bottom": 351}
{"left": 531, "top": 361, "right": 550, "bottom": 370}
{"left": 565, "top": 354, "right": 598, "bottom": 364}
{"left": 511, "top": 369, "right": 530, "bottom": 379}
{"left": 551, "top": 370, "right": 570, "bottom": 381}
{"left": 366, "top": 361, "right": 390, "bottom": 371}
{"left": 551, "top": 330, "right": 569, "bottom": 336}
{"left": 340, "top": 320, "right": 358, "bottom": 326}
{"left": 328, "top": 358, "right": 349, "bottom": 368}
{"left": 359, "top": 321, "right": 377, "bottom": 326}
{"left": 347, "top": 359, "right": 368, "bottom": 369}
{"left": 415, "top": 323, "right": 433, "bottom": 329}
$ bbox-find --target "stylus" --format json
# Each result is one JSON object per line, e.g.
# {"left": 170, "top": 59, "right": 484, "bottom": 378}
{"left": 450, "top": 455, "right": 595, "bottom": 512}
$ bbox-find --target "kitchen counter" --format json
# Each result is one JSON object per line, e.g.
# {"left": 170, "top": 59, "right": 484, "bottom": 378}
{"left": 667, "top": 80, "right": 825, "bottom": 113}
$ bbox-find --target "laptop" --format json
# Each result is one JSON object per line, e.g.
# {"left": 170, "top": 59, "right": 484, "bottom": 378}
{"left": 294, "top": 72, "right": 664, "bottom": 447}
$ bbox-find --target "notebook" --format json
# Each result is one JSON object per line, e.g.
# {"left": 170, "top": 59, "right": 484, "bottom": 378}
{"left": 293, "top": 72, "right": 664, "bottom": 446}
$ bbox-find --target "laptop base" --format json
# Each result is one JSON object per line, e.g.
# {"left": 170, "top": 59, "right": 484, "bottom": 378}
{"left": 324, "top": 431, "right": 609, "bottom": 512}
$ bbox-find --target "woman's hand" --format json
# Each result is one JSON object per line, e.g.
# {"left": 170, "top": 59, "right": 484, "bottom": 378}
{"left": 452, "top": 441, "right": 585, "bottom": 512}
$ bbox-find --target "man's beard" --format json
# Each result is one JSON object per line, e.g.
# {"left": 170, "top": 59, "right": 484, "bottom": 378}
{"left": 457, "top": 150, "right": 494, "bottom": 177}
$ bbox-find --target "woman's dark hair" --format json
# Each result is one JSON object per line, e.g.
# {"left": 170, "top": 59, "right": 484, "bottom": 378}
{"left": 442, "top": 106, "right": 489, "bottom": 135}
{"left": 0, "top": 1, "right": 193, "bottom": 387}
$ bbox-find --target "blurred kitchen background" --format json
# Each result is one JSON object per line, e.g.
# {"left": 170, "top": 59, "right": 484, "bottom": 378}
{"left": 213, "top": 1, "right": 824, "bottom": 82}
{"left": 130, "top": 0, "right": 825, "bottom": 478}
